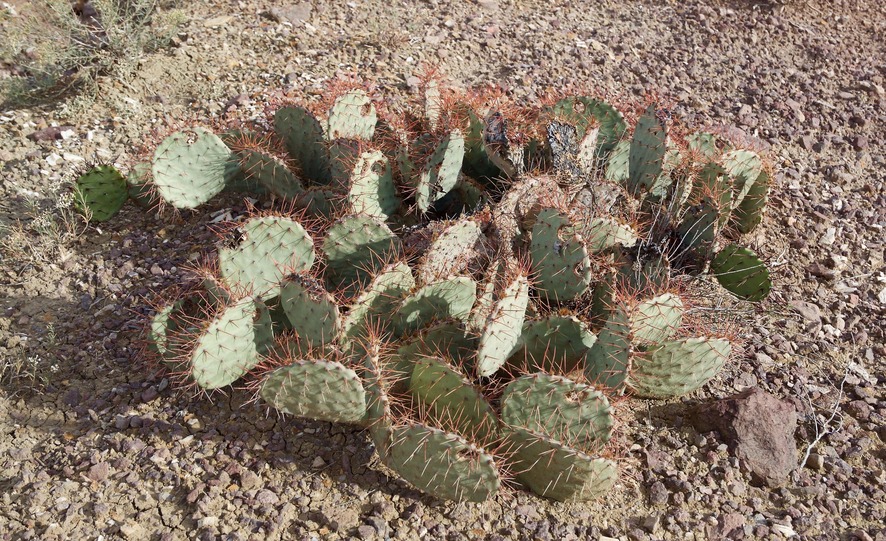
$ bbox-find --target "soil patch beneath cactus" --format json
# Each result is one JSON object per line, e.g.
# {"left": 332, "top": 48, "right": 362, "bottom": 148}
{"left": 1, "top": 0, "right": 884, "bottom": 539}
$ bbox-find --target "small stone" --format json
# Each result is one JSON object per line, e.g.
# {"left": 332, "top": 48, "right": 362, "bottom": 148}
{"left": 255, "top": 489, "right": 279, "bottom": 506}
{"left": 312, "top": 456, "right": 326, "bottom": 468}
{"left": 239, "top": 470, "right": 261, "bottom": 491}
{"left": 771, "top": 523, "right": 797, "bottom": 537}
{"left": 789, "top": 301, "right": 821, "bottom": 323}
{"left": 805, "top": 453, "right": 824, "bottom": 470}
{"left": 87, "top": 462, "right": 110, "bottom": 482}
{"left": 851, "top": 135, "right": 868, "bottom": 151}
{"left": 648, "top": 481, "right": 668, "bottom": 506}
{"left": 357, "top": 525, "right": 376, "bottom": 539}
{"left": 197, "top": 516, "right": 219, "bottom": 528}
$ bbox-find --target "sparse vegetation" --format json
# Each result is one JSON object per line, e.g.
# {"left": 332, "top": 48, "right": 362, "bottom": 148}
{"left": 0, "top": 0, "right": 184, "bottom": 106}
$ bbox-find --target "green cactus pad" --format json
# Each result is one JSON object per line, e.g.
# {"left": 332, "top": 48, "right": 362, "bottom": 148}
{"left": 501, "top": 374, "right": 613, "bottom": 449}
{"left": 687, "top": 132, "right": 723, "bottom": 160}
{"left": 677, "top": 195, "right": 720, "bottom": 251}
{"left": 348, "top": 150, "right": 399, "bottom": 221}
{"left": 393, "top": 320, "right": 477, "bottom": 391}
{"left": 508, "top": 315, "right": 597, "bottom": 374}
{"left": 584, "top": 217, "right": 639, "bottom": 253}
{"left": 550, "top": 96, "right": 627, "bottom": 156}
{"left": 417, "top": 218, "right": 483, "bottom": 284}
{"left": 218, "top": 215, "right": 315, "bottom": 300}
{"left": 424, "top": 80, "right": 442, "bottom": 129}
{"left": 260, "top": 359, "right": 366, "bottom": 424}
{"left": 604, "top": 139, "right": 630, "bottom": 184}
{"left": 126, "top": 162, "right": 156, "bottom": 209}
{"left": 730, "top": 170, "right": 769, "bottom": 234}
{"left": 190, "top": 297, "right": 273, "bottom": 390}
{"left": 151, "top": 128, "right": 231, "bottom": 209}
{"left": 294, "top": 187, "right": 338, "bottom": 219}
{"left": 584, "top": 308, "right": 631, "bottom": 390}
{"left": 530, "top": 209, "right": 592, "bottom": 302}
{"left": 341, "top": 262, "right": 414, "bottom": 342}
{"left": 363, "top": 348, "right": 394, "bottom": 457}
{"left": 327, "top": 90, "right": 377, "bottom": 141}
{"left": 239, "top": 149, "right": 303, "bottom": 198}
{"left": 461, "top": 107, "right": 504, "bottom": 181}
{"left": 475, "top": 275, "right": 530, "bottom": 377}
{"left": 386, "top": 424, "right": 500, "bottom": 502}
{"left": 722, "top": 149, "right": 763, "bottom": 208}
{"left": 630, "top": 292, "right": 684, "bottom": 344}
{"left": 628, "top": 337, "right": 732, "bottom": 398}
{"left": 274, "top": 106, "right": 331, "bottom": 184}
{"left": 410, "top": 356, "right": 499, "bottom": 443}
{"left": 416, "top": 130, "right": 465, "bottom": 212}
{"left": 148, "top": 300, "right": 183, "bottom": 360}
{"left": 280, "top": 275, "right": 341, "bottom": 348}
{"left": 710, "top": 244, "right": 771, "bottom": 301}
{"left": 627, "top": 105, "right": 667, "bottom": 196}
{"left": 503, "top": 427, "right": 617, "bottom": 502}
{"left": 73, "top": 165, "right": 129, "bottom": 222}
{"left": 322, "top": 215, "right": 401, "bottom": 295}
{"left": 393, "top": 277, "right": 477, "bottom": 337}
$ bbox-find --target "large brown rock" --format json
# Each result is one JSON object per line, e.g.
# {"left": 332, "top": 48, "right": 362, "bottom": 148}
{"left": 691, "top": 387, "right": 798, "bottom": 486}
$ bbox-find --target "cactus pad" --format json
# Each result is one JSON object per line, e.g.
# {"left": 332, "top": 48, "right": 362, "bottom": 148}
{"left": 327, "top": 90, "right": 377, "bottom": 141}
{"left": 348, "top": 150, "right": 399, "bottom": 220}
{"left": 152, "top": 128, "right": 231, "bottom": 209}
{"left": 416, "top": 130, "right": 465, "bottom": 212}
{"left": 628, "top": 337, "right": 732, "bottom": 398}
{"left": 190, "top": 297, "right": 272, "bottom": 390}
{"left": 710, "top": 244, "right": 771, "bottom": 301}
{"left": 410, "top": 356, "right": 499, "bottom": 443}
{"left": 274, "top": 106, "right": 331, "bottom": 184}
{"left": 508, "top": 315, "right": 597, "bottom": 374}
{"left": 503, "top": 427, "right": 617, "bottom": 502}
{"left": 386, "top": 424, "right": 500, "bottom": 502}
{"left": 530, "top": 209, "right": 592, "bottom": 302}
{"left": 475, "top": 275, "right": 530, "bottom": 377}
{"left": 260, "top": 359, "right": 366, "bottom": 424}
{"left": 218, "top": 215, "right": 315, "bottom": 299}
{"left": 627, "top": 105, "right": 667, "bottom": 196}
{"left": 501, "top": 374, "right": 613, "bottom": 449}
{"left": 322, "top": 215, "right": 401, "bottom": 294}
{"left": 280, "top": 275, "right": 341, "bottom": 348}
{"left": 73, "top": 165, "right": 129, "bottom": 222}
{"left": 393, "top": 277, "right": 477, "bottom": 337}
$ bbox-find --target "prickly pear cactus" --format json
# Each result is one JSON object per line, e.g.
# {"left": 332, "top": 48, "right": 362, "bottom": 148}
{"left": 129, "top": 82, "right": 780, "bottom": 504}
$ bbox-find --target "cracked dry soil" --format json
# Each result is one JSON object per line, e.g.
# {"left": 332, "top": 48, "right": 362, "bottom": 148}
{"left": 0, "top": 0, "right": 885, "bottom": 540}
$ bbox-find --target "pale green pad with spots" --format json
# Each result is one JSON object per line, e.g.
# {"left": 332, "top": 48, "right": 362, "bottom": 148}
{"left": 190, "top": 297, "right": 273, "bottom": 390}
{"left": 501, "top": 373, "right": 613, "bottom": 450}
{"left": 628, "top": 337, "right": 732, "bottom": 398}
{"left": 152, "top": 128, "right": 231, "bottom": 209}
{"left": 475, "top": 275, "right": 530, "bottom": 377}
{"left": 260, "top": 359, "right": 366, "bottom": 424}
{"left": 218, "top": 215, "right": 315, "bottom": 299}
{"left": 386, "top": 424, "right": 500, "bottom": 502}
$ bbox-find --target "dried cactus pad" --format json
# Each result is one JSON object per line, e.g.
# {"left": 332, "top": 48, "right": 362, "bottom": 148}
{"left": 73, "top": 164, "right": 129, "bottom": 222}
{"left": 385, "top": 424, "right": 500, "bottom": 503}
{"left": 152, "top": 128, "right": 231, "bottom": 209}
{"left": 260, "top": 359, "right": 367, "bottom": 424}
{"left": 218, "top": 215, "right": 315, "bottom": 299}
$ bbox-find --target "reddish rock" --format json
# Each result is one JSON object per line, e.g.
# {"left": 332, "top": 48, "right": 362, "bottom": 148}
{"left": 691, "top": 387, "right": 798, "bottom": 486}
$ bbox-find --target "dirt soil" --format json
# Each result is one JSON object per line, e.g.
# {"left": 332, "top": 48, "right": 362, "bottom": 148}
{"left": 1, "top": 0, "right": 884, "bottom": 539}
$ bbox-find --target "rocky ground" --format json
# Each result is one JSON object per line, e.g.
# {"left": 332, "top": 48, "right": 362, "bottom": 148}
{"left": 0, "top": 0, "right": 884, "bottom": 539}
